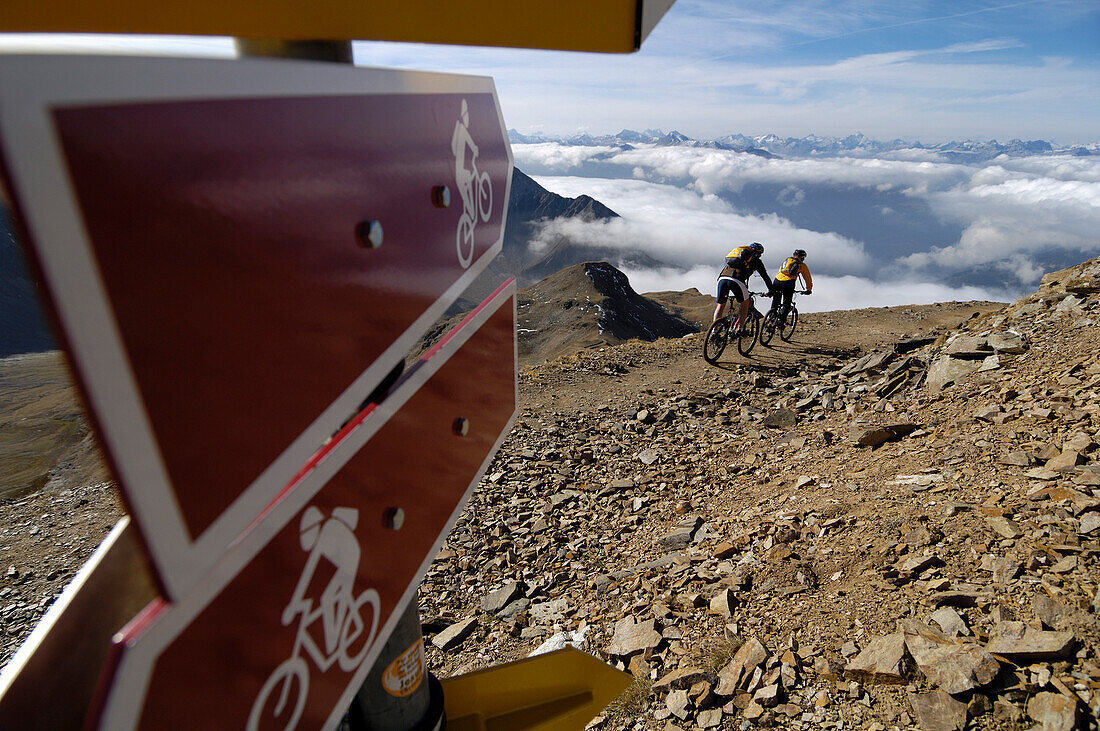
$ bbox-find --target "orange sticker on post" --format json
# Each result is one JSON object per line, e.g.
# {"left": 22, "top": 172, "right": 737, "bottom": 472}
{"left": 382, "top": 639, "right": 426, "bottom": 698}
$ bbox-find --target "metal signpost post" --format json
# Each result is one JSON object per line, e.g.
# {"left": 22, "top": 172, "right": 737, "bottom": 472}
{"left": 0, "top": 2, "right": 677, "bottom": 727}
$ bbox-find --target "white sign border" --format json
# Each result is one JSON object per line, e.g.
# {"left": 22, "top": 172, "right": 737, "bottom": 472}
{"left": 0, "top": 53, "right": 514, "bottom": 602}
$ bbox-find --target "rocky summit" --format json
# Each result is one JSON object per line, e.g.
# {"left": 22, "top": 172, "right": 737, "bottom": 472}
{"left": 2, "top": 257, "right": 1100, "bottom": 731}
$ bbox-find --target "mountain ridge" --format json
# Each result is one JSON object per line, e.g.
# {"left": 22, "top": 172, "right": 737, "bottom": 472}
{"left": 509, "top": 128, "right": 1098, "bottom": 161}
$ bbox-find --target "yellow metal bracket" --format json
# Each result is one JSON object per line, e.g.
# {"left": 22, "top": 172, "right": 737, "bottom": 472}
{"left": 441, "top": 647, "right": 632, "bottom": 730}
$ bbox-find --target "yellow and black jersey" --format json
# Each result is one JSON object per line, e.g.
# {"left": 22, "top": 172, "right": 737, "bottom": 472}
{"left": 775, "top": 257, "right": 812, "bottom": 288}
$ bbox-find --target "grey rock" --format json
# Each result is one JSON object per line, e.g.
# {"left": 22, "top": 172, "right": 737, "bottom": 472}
{"left": 697, "top": 708, "right": 723, "bottom": 728}
{"left": 709, "top": 589, "right": 737, "bottom": 618}
{"left": 929, "top": 607, "right": 969, "bottom": 638}
{"left": 652, "top": 666, "right": 711, "bottom": 693}
{"left": 481, "top": 581, "right": 524, "bottom": 614}
{"left": 901, "top": 622, "right": 998, "bottom": 694}
{"left": 945, "top": 336, "right": 992, "bottom": 359}
{"left": 849, "top": 422, "right": 919, "bottom": 448}
{"left": 1026, "top": 691, "right": 1079, "bottom": 731}
{"left": 606, "top": 616, "right": 663, "bottom": 657}
{"left": 926, "top": 356, "right": 980, "bottom": 392}
{"left": 986, "top": 621, "right": 1074, "bottom": 661}
{"left": 666, "top": 689, "right": 691, "bottom": 720}
{"left": 984, "top": 516, "right": 1023, "bottom": 539}
{"left": 432, "top": 617, "right": 478, "bottom": 651}
{"left": 845, "top": 633, "right": 908, "bottom": 684}
{"left": 988, "top": 330, "right": 1027, "bottom": 354}
{"left": 762, "top": 408, "right": 798, "bottom": 428}
{"left": 715, "top": 638, "right": 768, "bottom": 695}
{"left": 528, "top": 597, "right": 570, "bottom": 623}
{"left": 1078, "top": 512, "right": 1100, "bottom": 534}
{"left": 907, "top": 689, "right": 967, "bottom": 731}
{"left": 1047, "top": 450, "right": 1085, "bottom": 473}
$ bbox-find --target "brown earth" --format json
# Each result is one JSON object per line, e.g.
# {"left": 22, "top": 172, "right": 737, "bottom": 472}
{"left": 2, "top": 260, "right": 1099, "bottom": 731}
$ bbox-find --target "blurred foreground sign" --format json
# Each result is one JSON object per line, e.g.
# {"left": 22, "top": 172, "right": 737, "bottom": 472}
{"left": 96, "top": 283, "right": 518, "bottom": 730}
{"left": 0, "top": 54, "right": 512, "bottom": 600}
{"left": 0, "top": 0, "right": 677, "bottom": 53}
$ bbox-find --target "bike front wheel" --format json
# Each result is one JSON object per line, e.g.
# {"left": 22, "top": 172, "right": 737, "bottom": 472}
{"left": 703, "top": 319, "right": 730, "bottom": 364}
{"left": 780, "top": 307, "right": 799, "bottom": 341}
{"left": 476, "top": 171, "right": 493, "bottom": 221}
{"left": 456, "top": 214, "right": 474, "bottom": 268}
{"left": 737, "top": 314, "right": 760, "bottom": 356}
{"left": 759, "top": 310, "right": 778, "bottom": 346}
{"left": 248, "top": 657, "right": 309, "bottom": 731}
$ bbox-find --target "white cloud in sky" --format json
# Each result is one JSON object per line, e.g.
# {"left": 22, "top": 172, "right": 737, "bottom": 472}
{"left": 518, "top": 143, "right": 1100, "bottom": 290}
{"left": 621, "top": 266, "right": 1006, "bottom": 311}
{"left": 528, "top": 175, "right": 871, "bottom": 276}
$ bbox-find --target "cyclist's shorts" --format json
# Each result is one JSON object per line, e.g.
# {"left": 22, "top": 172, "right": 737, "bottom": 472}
{"left": 717, "top": 276, "right": 748, "bottom": 304}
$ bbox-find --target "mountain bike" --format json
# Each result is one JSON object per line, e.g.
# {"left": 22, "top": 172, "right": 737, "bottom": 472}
{"left": 760, "top": 290, "right": 808, "bottom": 346}
{"left": 703, "top": 291, "right": 767, "bottom": 363}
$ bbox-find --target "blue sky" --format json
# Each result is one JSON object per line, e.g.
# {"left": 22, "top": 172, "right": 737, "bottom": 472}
{"left": 1, "top": 1, "right": 1096, "bottom": 142}
{"left": 351, "top": 0, "right": 1099, "bottom": 143}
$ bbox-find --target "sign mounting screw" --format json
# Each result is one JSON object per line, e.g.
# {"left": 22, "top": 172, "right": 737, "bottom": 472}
{"left": 356, "top": 220, "right": 383, "bottom": 249}
{"left": 452, "top": 417, "right": 469, "bottom": 436}
{"left": 431, "top": 185, "right": 451, "bottom": 208}
{"left": 384, "top": 507, "right": 405, "bottom": 530}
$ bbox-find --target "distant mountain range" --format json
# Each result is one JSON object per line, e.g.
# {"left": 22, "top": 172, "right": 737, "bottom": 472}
{"left": 508, "top": 129, "right": 1099, "bottom": 162}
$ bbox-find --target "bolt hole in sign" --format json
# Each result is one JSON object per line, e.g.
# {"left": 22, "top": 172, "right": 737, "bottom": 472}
{"left": 0, "top": 55, "right": 513, "bottom": 601}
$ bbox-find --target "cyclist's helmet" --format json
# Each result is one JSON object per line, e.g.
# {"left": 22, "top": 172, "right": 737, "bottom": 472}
{"left": 751, "top": 242, "right": 764, "bottom": 256}
{"left": 793, "top": 248, "right": 807, "bottom": 258}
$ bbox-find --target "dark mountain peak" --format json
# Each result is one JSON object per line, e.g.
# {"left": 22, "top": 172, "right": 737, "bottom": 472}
{"left": 509, "top": 169, "right": 620, "bottom": 222}
{"left": 515, "top": 261, "right": 698, "bottom": 362}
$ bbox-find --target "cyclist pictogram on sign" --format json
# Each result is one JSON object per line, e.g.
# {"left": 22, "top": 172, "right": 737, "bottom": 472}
{"left": 452, "top": 98, "right": 493, "bottom": 268}
{"left": 248, "top": 506, "right": 381, "bottom": 730}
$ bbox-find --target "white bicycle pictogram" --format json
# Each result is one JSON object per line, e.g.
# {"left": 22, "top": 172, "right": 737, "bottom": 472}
{"left": 452, "top": 98, "right": 493, "bottom": 269}
{"left": 247, "top": 506, "right": 381, "bottom": 731}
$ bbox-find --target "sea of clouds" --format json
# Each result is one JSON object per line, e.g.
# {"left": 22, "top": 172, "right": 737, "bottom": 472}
{"left": 514, "top": 142, "right": 1100, "bottom": 312}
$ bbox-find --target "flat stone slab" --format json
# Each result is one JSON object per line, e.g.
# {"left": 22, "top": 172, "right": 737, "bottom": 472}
{"left": 926, "top": 356, "right": 980, "bottom": 392}
{"left": 652, "top": 666, "right": 711, "bottom": 693}
{"left": 432, "top": 617, "right": 478, "bottom": 651}
{"left": 945, "top": 336, "right": 992, "bottom": 359}
{"left": 716, "top": 637, "right": 768, "bottom": 694}
{"left": 986, "top": 621, "right": 1074, "bottom": 661}
{"left": 481, "top": 581, "right": 525, "bottom": 614}
{"left": 606, "top": 616, "right": 663, "bottom": 657}
{"left": 845, "top": 632, "right": 908, "bottom": 684}
{"left": 1027, "top": 691, "right": 1079, "bottom": 731}
{"left": 908, "top": 690, "right": 967, "bottom": 731}
{"left": 984, "top": 516, "right": 1023, "bottom": 539}
{"left": 901, "top": 622, "right": 998, "bottom": 695}
{"left": 528, "top": 597, "right": 570, "bottom": 623}
{"left": 987, "top": 330, "right": 1027, "bottom": 354}
{"left": 850, "top": 422, "right": 919, "bottom": 448}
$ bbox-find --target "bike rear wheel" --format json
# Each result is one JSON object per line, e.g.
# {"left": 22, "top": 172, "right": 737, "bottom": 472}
{"left": 248, "top": 657, "right": 308, "bottom": 731}
{"left": 703, "top": 319, "right": 730, "bottom": 364}
{"left": 737, "top": 313, "right": 760, "bottom": 356}
{"left": 780, "top": 307, "right": 799, "bottom": 341}
{"left": 759, "top": 309, "right": 778, "bottom": 346}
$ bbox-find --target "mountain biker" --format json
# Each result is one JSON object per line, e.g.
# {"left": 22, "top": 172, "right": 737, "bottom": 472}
{"left": 771, "top": 248, "right": 813, "bottom": 321}
{"left": 714, "top": 242, "right": 773, "bottom": 334}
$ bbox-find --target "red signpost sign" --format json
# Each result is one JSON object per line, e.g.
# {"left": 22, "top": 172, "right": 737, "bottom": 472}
{"left": 98, "top": 283, "right": 517, "bottom": 730}
{"left": 0, "top": 54, "right": 519, "bottom": 729}
{"left": 0, "top": 55, "right": 513, "bottom": 601}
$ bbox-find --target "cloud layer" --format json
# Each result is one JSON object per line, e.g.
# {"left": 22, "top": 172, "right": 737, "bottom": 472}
{"left": 518, "top": 142, "right": 1100, "bottom": 297}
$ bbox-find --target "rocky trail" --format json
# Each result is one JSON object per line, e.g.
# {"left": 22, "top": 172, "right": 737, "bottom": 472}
{"left": 1, "top": 259, "right": 1099, "bottom": 731}
{"left": 418, "top": 259, "right": 1100, "bottom": 731}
